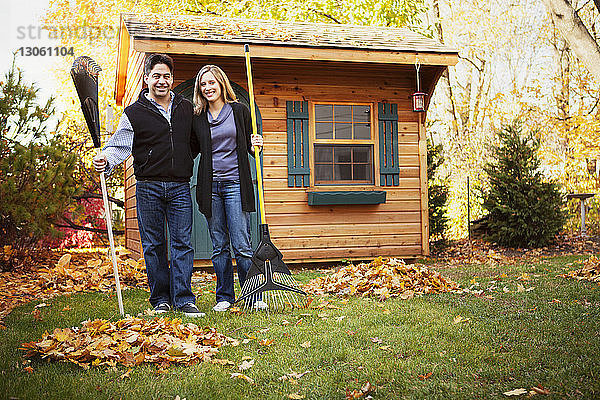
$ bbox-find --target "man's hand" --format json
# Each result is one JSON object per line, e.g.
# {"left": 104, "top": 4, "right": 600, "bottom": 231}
{"left": 93, "top": 153, "right": 108, "bottom": 173}
{"left": 251, "top": 134, "right": 263, "bottom": 151}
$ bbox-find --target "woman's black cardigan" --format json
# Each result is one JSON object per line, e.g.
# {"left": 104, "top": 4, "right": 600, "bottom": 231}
{"left": 192, "top": 102, "right": 256, "bottom": 218}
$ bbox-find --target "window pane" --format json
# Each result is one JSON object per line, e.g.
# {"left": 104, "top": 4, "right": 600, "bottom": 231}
{"left": 335, "top": 122, "right": 352, "bottom": 139}
{"left": 334, "top": 105, "right": 352, "bottom": 122}
{"left": 353, "top": 147, "right": 371, "bottom": 163}
{"left": 335, "top": 164, "right": 352, "bottom": 180}
{"left": 353, "top": 106, "right": 370, "bottom": 122}
{"left": 316, "top": 122, "right": 333, "bottom": 139}
{"left": 315, "top": 104, "right": 333, "bottom": 121}
{"left": 353, "top": 164, "right": 372, "bottom": 181}
{"left": 315, "top": 164, "right": 333, "bottom": 181}
{"left": 335, "top": 147, "right": 352, "bottom": 163}
{"left": 354, "top": 123, "right": 371, "bottom": 139}
{"left": 314, "top": 146, "right": 333, "bottom": 162}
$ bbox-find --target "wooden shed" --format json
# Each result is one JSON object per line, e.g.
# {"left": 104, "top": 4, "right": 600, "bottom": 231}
{"left": 114, "top": 13, "right": 458, "bottom": 264}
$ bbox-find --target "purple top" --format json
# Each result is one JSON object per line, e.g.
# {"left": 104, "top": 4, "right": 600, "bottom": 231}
{"left": 208, "top": 103, "right": 239, "bottom": 181}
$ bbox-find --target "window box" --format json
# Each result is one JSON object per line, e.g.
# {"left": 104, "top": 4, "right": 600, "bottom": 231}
{"left": 307, "top": 190, "right": 386, "bottom": 205}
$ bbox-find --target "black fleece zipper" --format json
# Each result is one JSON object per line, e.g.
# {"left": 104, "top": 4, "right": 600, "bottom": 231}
{"left": 139, "top": 96, "right": 182, "bottom": 176}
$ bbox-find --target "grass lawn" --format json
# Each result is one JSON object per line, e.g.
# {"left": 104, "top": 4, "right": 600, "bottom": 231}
{"left": 1, "top": 255, "right": 599, "bottom": 399}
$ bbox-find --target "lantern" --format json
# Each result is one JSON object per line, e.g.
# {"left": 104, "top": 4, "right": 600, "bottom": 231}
{"left": 412, "top": 59, "right": 427, "bottom": 112}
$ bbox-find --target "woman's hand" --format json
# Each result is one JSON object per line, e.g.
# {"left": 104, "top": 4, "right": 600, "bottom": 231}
{"left": 251, "top": 134, "right": 263, "bottom": 151}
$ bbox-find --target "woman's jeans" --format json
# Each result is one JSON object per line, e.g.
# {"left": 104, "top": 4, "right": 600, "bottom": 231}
{"left": 207, "top": 180, "right": 253, "bottom": 303}
{"left": 136, "top": 180, "right": 195, "bottom": 309}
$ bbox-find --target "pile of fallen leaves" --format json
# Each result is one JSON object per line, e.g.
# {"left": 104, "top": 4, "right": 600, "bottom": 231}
{"left": 560, "top": 255, "right": 600, "bottom": 284}
{"left": 21, "top": 316, "right": 235, "bottom": 369}
{"left": 0, "top": 249, "right": 147, "bottom": 325}
{"left": 304, "top": 257, "right": 459, "bottom": 301}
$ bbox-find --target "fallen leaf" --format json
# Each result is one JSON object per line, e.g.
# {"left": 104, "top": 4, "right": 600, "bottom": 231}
{"left": 279, "top": 370, "right": 312, "bottom": 381}
{"left": 418, "top": 372, "right": 433, "bottom": 380}
{"left": 531, "top": 386, "right": 550, "bottom": 395}
{"left": 120, "top": 368, "right": 132, "bottom": 379}
{"left": 238, "top": 359, "right": 254, "bottom": 371}
{"left": 23, "top": 366, "right": 33, "bottom": 373}
{"left": 56, "top": 254, "right": 71, "bottom": 268}
{"left": 300, "top": 341, "right": 311, "bottom": 348}
{"left": 259, "top": 339, "right": 274, "bottom": 346}
{"left": 230, "top": 373, "right": 255, "bottom": 384}
{"left": 211, "top": 359, "right": 235, "bottom": 366}
{"left": 453, "top": 315, "right": 471, "bottom": 324}
{"left": 503, "top": 388, "right": 528, "bottom": 396}
{"left": 288, "top": 393, "right": 305, "bottom": 399}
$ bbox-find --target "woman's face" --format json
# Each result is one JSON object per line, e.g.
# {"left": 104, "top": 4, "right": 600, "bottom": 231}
{"left": 200, "top": 71, "right": 223, "bottom": 103}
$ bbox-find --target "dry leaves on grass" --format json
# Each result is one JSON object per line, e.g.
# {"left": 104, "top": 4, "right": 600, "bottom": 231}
{"left": 0, "top": 249, "right": 146, "bottom": 324}
{"left": 346, "top": 381, "right": 373, "bottom": 399}
{"left": 304, "top": 257, "right": 459, "bottom": 301}
{"left": 560, "top": 255, "right": 600, "bottom": 284}
{"left": 21, "top": 316, "right": 235, "bottom": 369}
{"left": 0, "top": 248, "right": 213, "bottom": 326}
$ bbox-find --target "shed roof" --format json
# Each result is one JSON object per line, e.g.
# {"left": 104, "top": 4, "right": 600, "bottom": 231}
{"left": 122, "top": 13, "right": 457, "bottom": 55}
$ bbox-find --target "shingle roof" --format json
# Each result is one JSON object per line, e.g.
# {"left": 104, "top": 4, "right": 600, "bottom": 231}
{"left": 122, "top": 13, "right": 457, "bottom": 54}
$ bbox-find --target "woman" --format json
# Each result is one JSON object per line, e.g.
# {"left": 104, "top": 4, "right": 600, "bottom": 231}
{"left": 192, "top": 65, "right": 266, "bottom": 312}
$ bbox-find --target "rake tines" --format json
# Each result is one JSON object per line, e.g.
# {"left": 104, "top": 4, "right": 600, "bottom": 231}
{"left": 237, "top": 259, "right": 309, "bottom": 313}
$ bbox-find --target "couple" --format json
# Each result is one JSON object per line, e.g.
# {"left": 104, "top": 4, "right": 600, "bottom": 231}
{"left": 93, "top": 53, "right": 264, "bottom": 317}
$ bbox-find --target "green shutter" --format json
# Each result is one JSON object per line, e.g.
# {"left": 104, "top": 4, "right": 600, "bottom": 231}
{"left": 286, "top": 101, "right": 310, "bottom": 187}
{"left": 378, "top": 103, "right": 400, "bottom": 186}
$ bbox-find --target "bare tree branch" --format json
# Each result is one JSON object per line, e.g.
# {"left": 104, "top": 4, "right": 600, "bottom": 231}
{"left": 458, "top": 55, "right": 484, "bottom": 73}
{"left": 57, "top": 217, "right": 124, "bottom": 235}
{"left": 74, "top": 191, "right": 124, "bottom": 208}
{"left": 308, "top": 8, "right": 341, "bottom": 24}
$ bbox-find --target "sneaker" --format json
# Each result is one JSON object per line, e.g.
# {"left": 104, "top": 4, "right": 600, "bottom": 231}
{"left": 178, "top": 303, "right": 205, "bottom": 318}
{"left": 212, "top": 301, "right": 232, "bottom": 312}
{"left": 154, "top": 302, "right": 171, "bottom": 314}
{"left": 252, "top": 300, "right": 269, "bottom": 310}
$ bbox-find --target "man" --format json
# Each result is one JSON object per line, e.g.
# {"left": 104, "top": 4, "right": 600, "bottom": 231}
{"left": 93, "top": 54, "right": 203, "bottom": 317}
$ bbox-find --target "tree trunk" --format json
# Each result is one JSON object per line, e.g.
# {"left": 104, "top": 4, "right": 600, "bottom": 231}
{"left": 541, "top": 0, "right": 600, "bottom": 83}
{"left": 432, "top": 0, "right": 460, "bottom": 139}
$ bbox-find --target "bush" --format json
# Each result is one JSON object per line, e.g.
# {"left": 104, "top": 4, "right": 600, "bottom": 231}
{"left": 428, "top": 139, "right": 449, "bottom": 242}
{"left": 483, "top": 122, "right": 565, "bottom": 247}
{"left": 0, "top": 59, "right": 80, "bottom": 269}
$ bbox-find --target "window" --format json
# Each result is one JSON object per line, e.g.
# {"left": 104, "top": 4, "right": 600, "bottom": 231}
{"left": 313, "top": 103, "right": 374, "bottom": 185}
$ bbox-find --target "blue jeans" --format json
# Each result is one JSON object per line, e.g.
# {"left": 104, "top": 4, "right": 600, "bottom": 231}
{"left": 207, "top": 180, "right": 253, "bottom": 303}
{"left": 136, "top": 180, "right": 195, "bottom": 309}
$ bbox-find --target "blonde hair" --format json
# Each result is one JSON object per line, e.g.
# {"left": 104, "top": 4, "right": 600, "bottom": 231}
{"left": 193, "top": 65, "right": 237, "bottom": 114}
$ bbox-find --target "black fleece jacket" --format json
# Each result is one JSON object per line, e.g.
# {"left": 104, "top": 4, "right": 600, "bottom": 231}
{"left": 192, "top": 102, "right": 256, "bottom": 218}
{"left": 124, "top": 89, "right": 197, "bottom": 181}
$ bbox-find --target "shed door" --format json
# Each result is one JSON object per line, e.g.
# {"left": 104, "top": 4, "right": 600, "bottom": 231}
{"left": 174, "top": 79, "right": 262, "bottom": 260}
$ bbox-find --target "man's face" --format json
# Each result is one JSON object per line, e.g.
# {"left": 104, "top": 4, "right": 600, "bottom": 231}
{"left": 144, "top": 63, "right": 173, "bottom": 99}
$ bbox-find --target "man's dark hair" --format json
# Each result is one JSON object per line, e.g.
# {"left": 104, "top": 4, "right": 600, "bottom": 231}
{"left": 144, "top": 54, "right": 174, "bottom": 75}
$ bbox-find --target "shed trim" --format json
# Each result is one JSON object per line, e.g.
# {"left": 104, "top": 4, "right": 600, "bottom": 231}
{"left": 133, "top": 39, "right": 459, "bottom": 66}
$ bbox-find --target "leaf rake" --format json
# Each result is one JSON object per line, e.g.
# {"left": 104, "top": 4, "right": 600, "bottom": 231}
{"left": 235, "top": 45, "right": 308, "bottom": 312}
{"left": 70, "top": 56, "right": 124, "bottom": 316}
